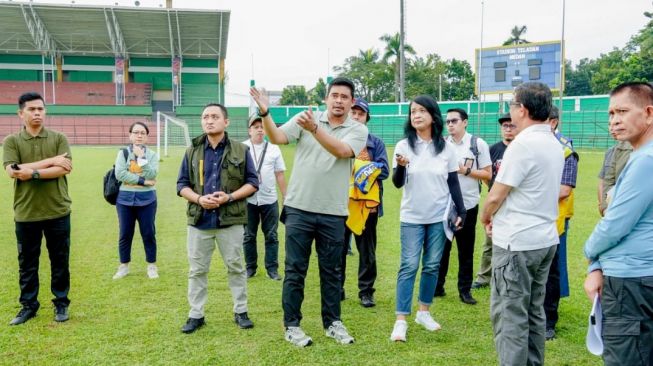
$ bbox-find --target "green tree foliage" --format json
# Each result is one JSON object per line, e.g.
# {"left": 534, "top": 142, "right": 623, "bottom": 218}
{"left": 334, "top": 48, "right": 394, "bottom": 102}
{"left": 380, "top": 33, "right": 416, "bottom": 102}
{"left": 279, "top": 85, "right": 308, "bottom": 105}
{"left": 308, "top": 78, "right": 327, "bottom": 105}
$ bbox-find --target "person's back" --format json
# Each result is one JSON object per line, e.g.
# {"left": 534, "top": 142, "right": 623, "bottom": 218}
{"left": 491, "top": 124, "right": 563, "bottom": 249}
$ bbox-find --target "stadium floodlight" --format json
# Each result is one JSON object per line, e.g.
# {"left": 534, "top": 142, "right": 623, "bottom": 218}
{"left": 156, "top": 111, "right": 191, "bottom": 158}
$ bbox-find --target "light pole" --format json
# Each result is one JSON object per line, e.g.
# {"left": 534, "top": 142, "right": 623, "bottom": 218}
{"left": 399, "top": 0, "right": 406, "bottom": 102}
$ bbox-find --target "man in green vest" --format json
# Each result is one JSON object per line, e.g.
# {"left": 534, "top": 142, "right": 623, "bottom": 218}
{"left": 176, "top": 103, "right": 259, "bottom": 334}
{"left": 3, "top": 92, "right": 73, "bottom": 325}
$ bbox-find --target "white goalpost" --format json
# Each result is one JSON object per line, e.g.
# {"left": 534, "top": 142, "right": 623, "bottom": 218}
{"left": 156, "top": 111, "right": 191, "bottom": 157}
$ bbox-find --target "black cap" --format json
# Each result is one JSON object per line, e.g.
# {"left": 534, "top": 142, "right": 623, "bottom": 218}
{"left": 498, "top": 113, "right": 511, "bottom": 124}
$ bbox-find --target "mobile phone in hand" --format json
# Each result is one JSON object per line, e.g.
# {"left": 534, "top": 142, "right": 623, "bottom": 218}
{"left": 10, "top": 163, "right": 19, "bottom": 170}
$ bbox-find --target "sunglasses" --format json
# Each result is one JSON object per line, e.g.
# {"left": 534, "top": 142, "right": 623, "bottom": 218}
{"left": 445, "top": 118, "right": 460, "bottom": 125}
{"left": 501, "top": 123, "right": 516, "bottom": 130}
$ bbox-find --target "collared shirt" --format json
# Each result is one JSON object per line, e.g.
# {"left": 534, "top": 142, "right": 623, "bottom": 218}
{"left": 2, "top": 127, "right": 72, "bottom": 222}
{"left": 446, "top": 132, "right": 491, "bottom": 209}
{"left": 279, "top": 110, "right": 368, "bottom": 216}
{"left": 492, "top": 123, "right": 564, "bottom": 251}
{"left": 561, "top": 154, "right": 578, "bottom": 188}
{"left": 585, "top": 140, "right": 653, "bottom": 277}
{"left": 393, "top": 137, "right": 458, "bottom": 224}
{"left": 243, "top": 139, "right": 286, "bottom": 206}
{"left": 176, "top": 136, "right": 258, "bottom": 229}
{"left": 116, "top": 145, "right": 159, "bottom": 207}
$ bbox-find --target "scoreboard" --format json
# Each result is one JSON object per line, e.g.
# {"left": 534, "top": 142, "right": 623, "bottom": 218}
{"left": 475, "top": 40, "right": 563, "bottom": 95}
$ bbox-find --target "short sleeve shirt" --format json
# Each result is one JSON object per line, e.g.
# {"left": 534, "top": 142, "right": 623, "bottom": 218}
{"left": 279, "top": 110, "right": 368, "bottom": 216}
{"left": 446, "top": 132, "right": 491, "bottom": 209}
{"left": 243, "top": 139, "right": 286, "bottom": 206}
{"left": 2, "top": 127, "right": 72, "bottom": 222}
{"left": 393, "top": 138, "right": 458, "bottom": 224}
{"left": 492, "top": 124, "right": 564, "bottom": 251}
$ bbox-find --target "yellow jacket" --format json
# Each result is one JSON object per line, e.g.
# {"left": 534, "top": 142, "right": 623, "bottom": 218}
{"left": 346, "top": 159, "right": 381, "bottom": 235}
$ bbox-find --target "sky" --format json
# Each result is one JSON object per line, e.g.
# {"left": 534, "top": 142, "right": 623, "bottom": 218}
{"left": 27, "top": 0, "right": 653, "bottom": 105}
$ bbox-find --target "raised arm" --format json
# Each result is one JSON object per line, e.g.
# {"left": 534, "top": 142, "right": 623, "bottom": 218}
{"left": 250, "top": 87, "right": 289, "bottom": 145}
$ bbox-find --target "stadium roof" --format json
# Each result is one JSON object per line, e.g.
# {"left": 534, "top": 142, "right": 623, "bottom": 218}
{"left": 0, "top": 2, "right": 230, "bottom": 59}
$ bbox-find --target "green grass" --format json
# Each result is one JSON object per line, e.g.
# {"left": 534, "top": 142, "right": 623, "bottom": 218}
{"left": 0, "top": 145, "right": 605, "bottom": 365}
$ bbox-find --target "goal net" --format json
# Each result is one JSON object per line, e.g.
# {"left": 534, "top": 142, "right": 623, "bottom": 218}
{"left": 156, "top": 111, "right": 191, "bottom": 157}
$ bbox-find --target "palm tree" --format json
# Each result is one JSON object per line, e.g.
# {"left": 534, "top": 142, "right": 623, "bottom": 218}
{"left": 503, "top": 25, "right": 530, "bottom": 46}
{"left": 379, "top": 33, "right": 416, "bottom": 102}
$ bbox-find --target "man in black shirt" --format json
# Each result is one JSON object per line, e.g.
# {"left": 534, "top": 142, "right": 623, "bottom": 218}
{"left": 472, "top": 113, "right": 515, "bottom": 289}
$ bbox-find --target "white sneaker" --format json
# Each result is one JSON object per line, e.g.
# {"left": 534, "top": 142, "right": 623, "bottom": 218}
{"left": 325, "top": 321, "right": 355, "bottom": 344}
{"left": 112, "top": 264, "right": 129, "bottom": 280}
{"left": 285, "top": 326, "right": 313, "bottom": 347}
{"left": 147, "top": 264, "right": 159, "bottom": 279}
{"left": 415, "top": 311, "right": 441, "bottom": 331}
{"left": 390, "top": 320, "right": 408, "bottom": 342}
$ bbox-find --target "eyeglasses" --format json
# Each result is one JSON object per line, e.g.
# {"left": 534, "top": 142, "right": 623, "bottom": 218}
{"left": 445, "top": 118, "right": 460, "bottom": 125}
{"left": 501, "top": 123, "right": 516, "bottom": 130}
{"left": 509, "top": 101, "right": 522, "bottom": 108}
{"left": 131, "top": 131, "right": 147, "bottom": 136}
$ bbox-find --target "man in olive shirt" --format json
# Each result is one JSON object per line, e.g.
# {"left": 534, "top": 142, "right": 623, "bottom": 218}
{"left": 3, "top": 92, "right": 73, "bottom": 325}
{"left": 250, "top": 78, "right": 368, "bottom": 347}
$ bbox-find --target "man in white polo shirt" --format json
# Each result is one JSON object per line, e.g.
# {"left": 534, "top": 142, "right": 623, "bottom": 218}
{"left": 480, "top": 82, "right": 564, "bottom": 366}
{"left": 242, "top": 114, "right": 287, "bottom": 281}
{"left": 436, "top": 108, "right": 491, "bottom": 305}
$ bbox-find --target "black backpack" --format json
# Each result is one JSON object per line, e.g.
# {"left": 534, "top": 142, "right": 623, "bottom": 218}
{"left": 103, "top": 148, "right": 129, "bottom": 205}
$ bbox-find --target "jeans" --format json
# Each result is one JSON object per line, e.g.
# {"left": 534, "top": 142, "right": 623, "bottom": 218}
{"left": 395, "top": 222, "right": 446, "bottom": 315}
{"left": 341, "top": 211, "right": 379, "bottom": 298}
{"left": 437, "top": 205, "right": 478, "bottom": 295}
{"left": 243, "top": 202, "right": 279, "bottom": 272}
{"left": 15, "top": 214, "right": 71, "bottom": 310}
{"left": 281, "top": 206, "right": 345, "bottom": 328}
{"left": 117, "top": 200, "right": 157, "bottom": 263}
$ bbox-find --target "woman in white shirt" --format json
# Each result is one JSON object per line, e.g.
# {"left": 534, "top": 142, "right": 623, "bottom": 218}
{"left": 390, "top": 95, "right": 466, "bottom": 342}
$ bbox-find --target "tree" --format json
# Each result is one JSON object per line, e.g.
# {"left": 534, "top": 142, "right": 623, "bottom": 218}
{"left": 564, "top": 59, "right": 593, "bottom": 96}
{"left": 503, "top": 25, "right": 530, "bottom": 45}
{"left": 379, "top": 33, "right": 416, "bottom": 102}
{"left": 308, "top": 78, "right": 327, "bottom": 105}
{"left": 279, "top": 85, "right": 308, "bottom": 105}
{"left": 334, "top": 48, "right": 395, "bottom": 102}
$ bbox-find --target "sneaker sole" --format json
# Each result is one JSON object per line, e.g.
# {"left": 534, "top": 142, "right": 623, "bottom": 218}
{"left": 390, "top": 336, "right": 406, "bottom": 342}
{"left": 326, "top": 333, "right": 354, "bottom": 344}
{"left": 415, "top": 319, "right": 441, "bottom": 332}
{"left": 285, "top": 336, "right": 313, "bottom": 347}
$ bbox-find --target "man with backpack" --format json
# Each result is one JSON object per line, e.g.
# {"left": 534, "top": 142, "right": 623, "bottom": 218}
{"left": 435, "top": 108, "right": 491, "bottom": 305}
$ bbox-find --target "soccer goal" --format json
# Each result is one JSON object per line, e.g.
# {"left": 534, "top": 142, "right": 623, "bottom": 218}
{"left": 156, "top": 111, "right": 191, "bottom": 157}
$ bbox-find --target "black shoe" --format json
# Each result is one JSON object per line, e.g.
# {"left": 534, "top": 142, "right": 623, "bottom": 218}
{"left": 246, "top": 268, "right": 256, "bottom": 278}
{"left": 471, "top": 281, "right": 489, "bottom": 290}
{"left": 347, "top": 249, "right": 354, "bottom": 256}
{"left": 181, "top": 317, "right": 205, "bottom": 334}
{"left": 459, "top": 292, "right": 478, "bottom": 305}
{"left": 360, "top": 294, "right": 376, "bottom": 308}
{"left": 340, "top": 289, "right": 346, "bottom": 302}
{"left": 267, "top": 270, "right": 282, "bottom": 281}
{"left": 434, "top": 288, "right": 446, "bottom": 297}
{"left": 234, "top": 312, "right": 254, "bottom": 329}
{"left": 9, "top": 307, "right": 37, "bottom": 326}
{"left": 545, "top": 328, "right": 556, "bottom": 341}
{"left": 54, "top": 305, "right": 69, "bottom": 322}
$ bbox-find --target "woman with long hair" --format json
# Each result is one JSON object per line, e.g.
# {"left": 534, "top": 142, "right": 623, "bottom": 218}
{"left": 112, "top": 121, "right": 160, "bottom": 280}
{"left": 390, "top": 95, "right": 466, "bottom": 342}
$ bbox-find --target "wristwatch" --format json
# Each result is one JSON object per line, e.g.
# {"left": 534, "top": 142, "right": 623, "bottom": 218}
{"left": 464, "top": 167, "right": 472, "bottom": 176}
{"left": 227, "top": 193, "right": 235, "bottom": 203}
{"left": 31, "top": 169, "right": 40, "bottom": 180}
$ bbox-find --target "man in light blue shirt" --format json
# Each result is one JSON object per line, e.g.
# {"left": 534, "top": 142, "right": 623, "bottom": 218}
{"left": 584, "top": 81, "right": 653, "bottom": 366}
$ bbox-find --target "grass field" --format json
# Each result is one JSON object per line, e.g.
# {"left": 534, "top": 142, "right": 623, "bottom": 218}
{"left": 0, "top": 145, "right": 606, "bottom": 365}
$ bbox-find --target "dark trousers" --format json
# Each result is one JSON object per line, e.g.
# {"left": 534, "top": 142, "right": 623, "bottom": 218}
{"left": 15, "top": 214, "right": 71, "bottom": 310}
{"left": 341, "top": 211, "right": 378, "bottom": 298}
{"left": 437, "top": 205, "right": 478, "bottom": 294}
{"left": 117, "top": 200, "right": 157, "bottom": 263}
{"left": 544, "top": 245, "right": 561, "bottom": 330}
{"left": 281, "top": 206, "right": 345, "bottom": 328}
{"left": 243, "top": 202, "right": 279, "bottom": 272}
{"left": 601, "top": 275, "right": 653, "bottom": 366}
